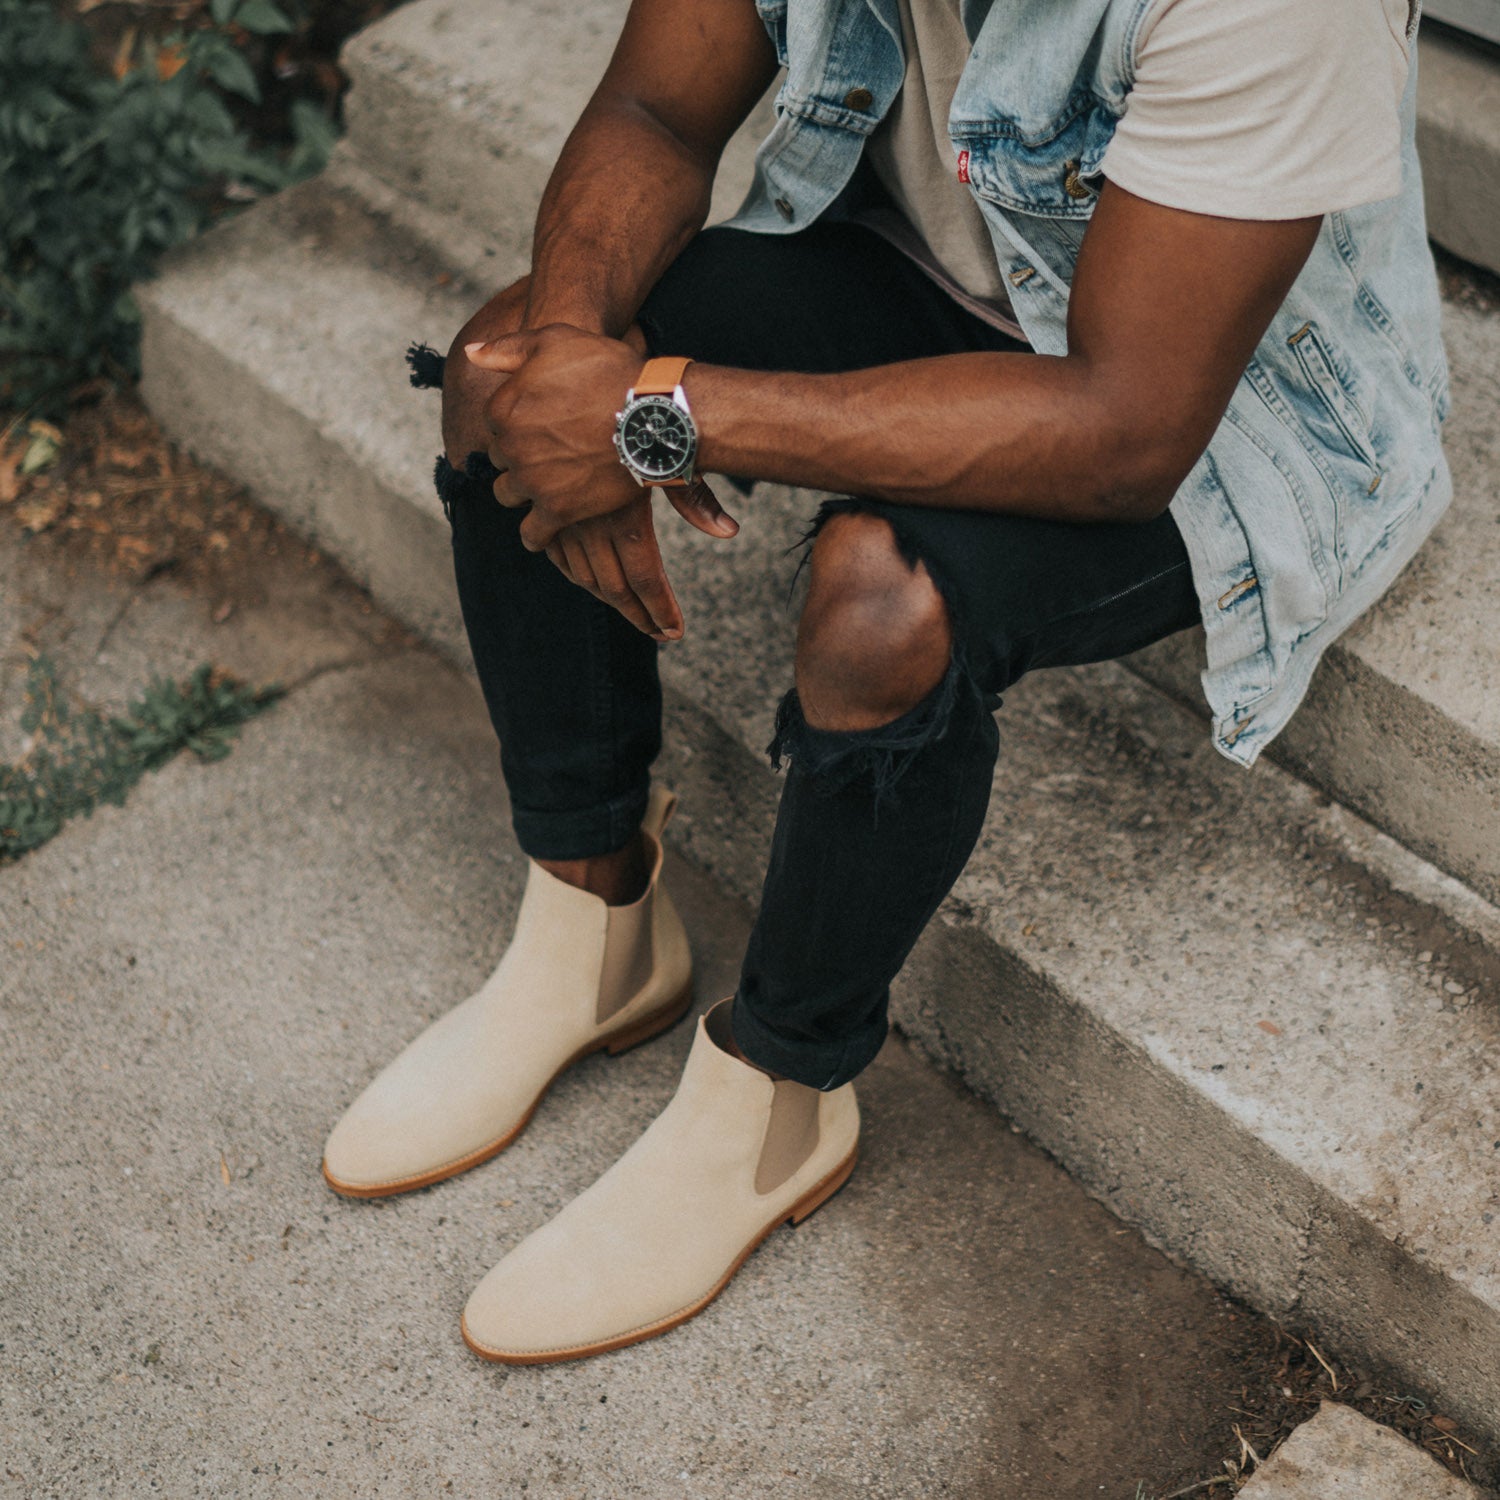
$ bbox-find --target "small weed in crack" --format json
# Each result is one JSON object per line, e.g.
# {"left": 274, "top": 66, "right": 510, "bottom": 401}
{"left": 0, "top": 654, "right": 281, "bottom": 861}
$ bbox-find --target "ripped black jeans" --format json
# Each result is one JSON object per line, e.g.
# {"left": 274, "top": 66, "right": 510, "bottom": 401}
{"left": 426, "top": 221, "right": 1200, "bottom": 1089}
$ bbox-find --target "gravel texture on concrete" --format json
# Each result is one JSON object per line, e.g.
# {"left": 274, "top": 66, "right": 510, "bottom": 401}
{"left": 2, "top": 531, "right": 1304, "bottom": 1500}
{"left": 1240, "top": 1402, "right": 1479, "bottom": 1499}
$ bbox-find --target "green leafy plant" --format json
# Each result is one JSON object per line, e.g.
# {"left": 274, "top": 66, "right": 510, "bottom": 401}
{"left": 0, "top": 654, "right": 282, "bottom": 860}
{"left": 0, "top": 0, "right": 339, "bottom": 417}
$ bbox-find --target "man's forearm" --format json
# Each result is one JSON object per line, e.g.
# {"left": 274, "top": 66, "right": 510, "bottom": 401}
{"left": 519, "top": 0, "right": 777, "bottom": 336}
{"left": 524, "top": 98, "right": 716, "bottom": 337}
{"left": 670, "top": 188, "right": 1321, "bottom": 529}
{"left": 477, "top": 183, "right": 1323, "bottom": 551}
{"left": 686, "top": 354, "right": 1190, "bottom": 525}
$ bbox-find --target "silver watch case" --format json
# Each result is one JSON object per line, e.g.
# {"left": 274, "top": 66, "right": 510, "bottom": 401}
{"left": 613, "top": 384, "right": 698, "bottom": 487}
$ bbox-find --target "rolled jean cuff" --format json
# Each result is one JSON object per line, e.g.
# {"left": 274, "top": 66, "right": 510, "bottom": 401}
{"left": 509, "top": 782, "right": 653, "bottom": 863}
{"left": 730, "top": 989, "right": 888, "bottom": 1092}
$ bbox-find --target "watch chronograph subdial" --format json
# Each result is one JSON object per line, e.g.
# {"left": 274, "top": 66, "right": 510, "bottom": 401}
{"left": 621, "top": 396, "right": 697, "bottom": 480}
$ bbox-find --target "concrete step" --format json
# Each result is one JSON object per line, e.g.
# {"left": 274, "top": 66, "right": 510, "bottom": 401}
{"left": 329, "top": 0, "right": 1500, "bottom": 911}
{"left": 136, "top": 161, "right": 1500, "bottom": 1456}
{"left": 1239, "top": 1402, "right": 1481, "bottom": 1499}
{"left": 1418, "top": 25, "right": 1500, "bottom": 280}
{"left": 334, "top": 0, "right": 775, "bottom": 274}
{"left": 138, "top": 175, "right": 477, "bottom": 661}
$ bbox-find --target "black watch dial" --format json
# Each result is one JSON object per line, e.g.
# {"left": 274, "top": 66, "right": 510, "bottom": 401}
{"left": 620, "top": 396, "right": 696, "bottom": 480}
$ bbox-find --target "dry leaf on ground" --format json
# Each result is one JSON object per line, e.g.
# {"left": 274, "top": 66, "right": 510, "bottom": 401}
{"left": 0, "top": 447, "right": 24, "bottom": 506}
{"left": 16, "top": 493, "right": 66, "bottom": 533}
{"left": 21, "top": 421, "right": 64, "bottom": 476}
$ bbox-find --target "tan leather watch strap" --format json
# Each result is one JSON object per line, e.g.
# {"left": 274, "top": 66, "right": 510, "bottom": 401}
{"left": 633, "top": 356, "right": 693, "bottom": 397}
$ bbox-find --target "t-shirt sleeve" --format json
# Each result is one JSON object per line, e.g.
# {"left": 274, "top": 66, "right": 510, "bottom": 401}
{"left": 1100, "top": 0, "right": 1412, "bottom": 221}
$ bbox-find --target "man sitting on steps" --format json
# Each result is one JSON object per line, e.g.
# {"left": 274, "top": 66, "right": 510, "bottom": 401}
{"left": 322, "top": 0, "right": 1449, "bottom": 1364}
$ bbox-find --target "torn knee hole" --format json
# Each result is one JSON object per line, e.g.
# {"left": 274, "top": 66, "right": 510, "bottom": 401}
{"left": 766, "top": 651, "right": 974, "bottom": 803}
{"left": 796, "top": 510, "right": 953, "bottom": 729}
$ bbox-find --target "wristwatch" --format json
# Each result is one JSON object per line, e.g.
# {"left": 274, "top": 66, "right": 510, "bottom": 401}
{"left": 613, "top": 356, "right": 698, "bottom": 489}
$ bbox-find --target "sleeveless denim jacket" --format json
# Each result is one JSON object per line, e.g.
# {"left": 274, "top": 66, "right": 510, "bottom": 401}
{"left": 725, "top": 0, "right": 1452, "bottom": 766}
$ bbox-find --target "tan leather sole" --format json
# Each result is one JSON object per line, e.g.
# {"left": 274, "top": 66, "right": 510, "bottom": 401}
{"left": 320, "top": 980, "right": 694, "bottom": 1200}
{"left": 459, "top": 1146, "right": 859, "bottom": 1366}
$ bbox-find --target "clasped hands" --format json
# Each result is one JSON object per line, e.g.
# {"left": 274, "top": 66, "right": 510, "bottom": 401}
{"left": 465, "top": 325, "right": 738, "bottom": 644}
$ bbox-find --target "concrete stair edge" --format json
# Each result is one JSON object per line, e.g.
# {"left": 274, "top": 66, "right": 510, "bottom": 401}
{"left": 1128, "top": 618, "right": 1500, "bottom": 909}
{"left": 1417, "top": 26, "right": 1500, "bottom": 280}
{"left": 138, "top": 180, "right": 476, "bottom": 661}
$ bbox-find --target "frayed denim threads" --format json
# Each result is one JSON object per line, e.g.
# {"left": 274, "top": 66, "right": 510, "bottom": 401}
{"left": 406, "top": 341, "right": 446, "bottom": 390}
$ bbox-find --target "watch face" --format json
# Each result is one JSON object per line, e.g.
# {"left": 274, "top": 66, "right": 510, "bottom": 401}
{"left": 620, "top": 396, "right": 695, "bottom": 480}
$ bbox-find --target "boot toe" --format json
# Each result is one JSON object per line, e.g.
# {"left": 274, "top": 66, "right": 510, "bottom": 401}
{"left": 322, "top": 1000, "right": 528, "bottom": 1194}
{"left": 319, "top": 831, "right": 693, "bottom": 1196}
{"left": 322, "top": 1085, "right": 448, "bottom": 1194}
{"left": 460, "top": 1209, "right": 687, "bottom": 1362}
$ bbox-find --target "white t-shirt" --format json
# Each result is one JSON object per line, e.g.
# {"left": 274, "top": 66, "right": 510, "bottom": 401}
{"left": 863, "top": 0, "right": 1414, "bottom": 328}
{"left": 1104, "top": 0, "right": 1413, "bottom": 219}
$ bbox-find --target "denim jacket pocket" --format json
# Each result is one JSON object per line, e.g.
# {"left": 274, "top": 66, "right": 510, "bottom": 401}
{"left": 955, "top": 103, "right": 1111, "bottom": 221}
{"left": 1286, "top": 321, "right": 1383, "bottom": 485}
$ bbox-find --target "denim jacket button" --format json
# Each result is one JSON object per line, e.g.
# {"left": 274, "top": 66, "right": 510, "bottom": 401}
{"left": 843, "top": 86, "right": 874, "bottom": 110}
{"left": 1063, "top": 160, "right": 1092, "bottom": 200}
{"left": 774, "top": 197, "right": 795, "bottom": 220}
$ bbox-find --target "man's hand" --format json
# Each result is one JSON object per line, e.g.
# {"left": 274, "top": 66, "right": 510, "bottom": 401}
{"left": 468, "top": 326, "right": 741, "bottom": 554}
{"left": 444, "top": 285, "right": 679, "bottom": 634}
{"left": 544, "top": 495, "right": 686, "bottom": 642}
{"left": 468, "top": 325, "right": 644, "bottom": 549}
{"left": 464, "top": 323, "right": 740, "bottom": 638}
{"left": 442, "top": 276, "right": 533, "bottom": 467}
{"left": 543, "top": 473, "right": 741, "bottom": 641}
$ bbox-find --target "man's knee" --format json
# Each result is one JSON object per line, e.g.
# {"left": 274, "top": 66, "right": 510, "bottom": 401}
{"left": 441, "top": 275, "right": 649, "bottom": 464}
{"left": 795, "top": 510, "right": 953, "bottom": 732}
{"left": 441, "top": 275, "right": 532, "bottom": 464}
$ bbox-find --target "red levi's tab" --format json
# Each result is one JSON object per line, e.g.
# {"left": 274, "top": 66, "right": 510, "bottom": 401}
{"left": 956, "top": 149, "right": 970, "bottom": 183}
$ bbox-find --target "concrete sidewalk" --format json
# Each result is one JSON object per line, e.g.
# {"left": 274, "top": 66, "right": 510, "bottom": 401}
{"left": 0, "top": 491, "right": 1361, "bottom": 1499}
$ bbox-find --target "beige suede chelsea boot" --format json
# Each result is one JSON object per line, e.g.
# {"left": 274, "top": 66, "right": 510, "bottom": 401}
{"left": 460, "top": 999, "right": 860, "bottom": 1364}
{"left": 321, "top": 786, "right": 692, "bottom": 1197}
